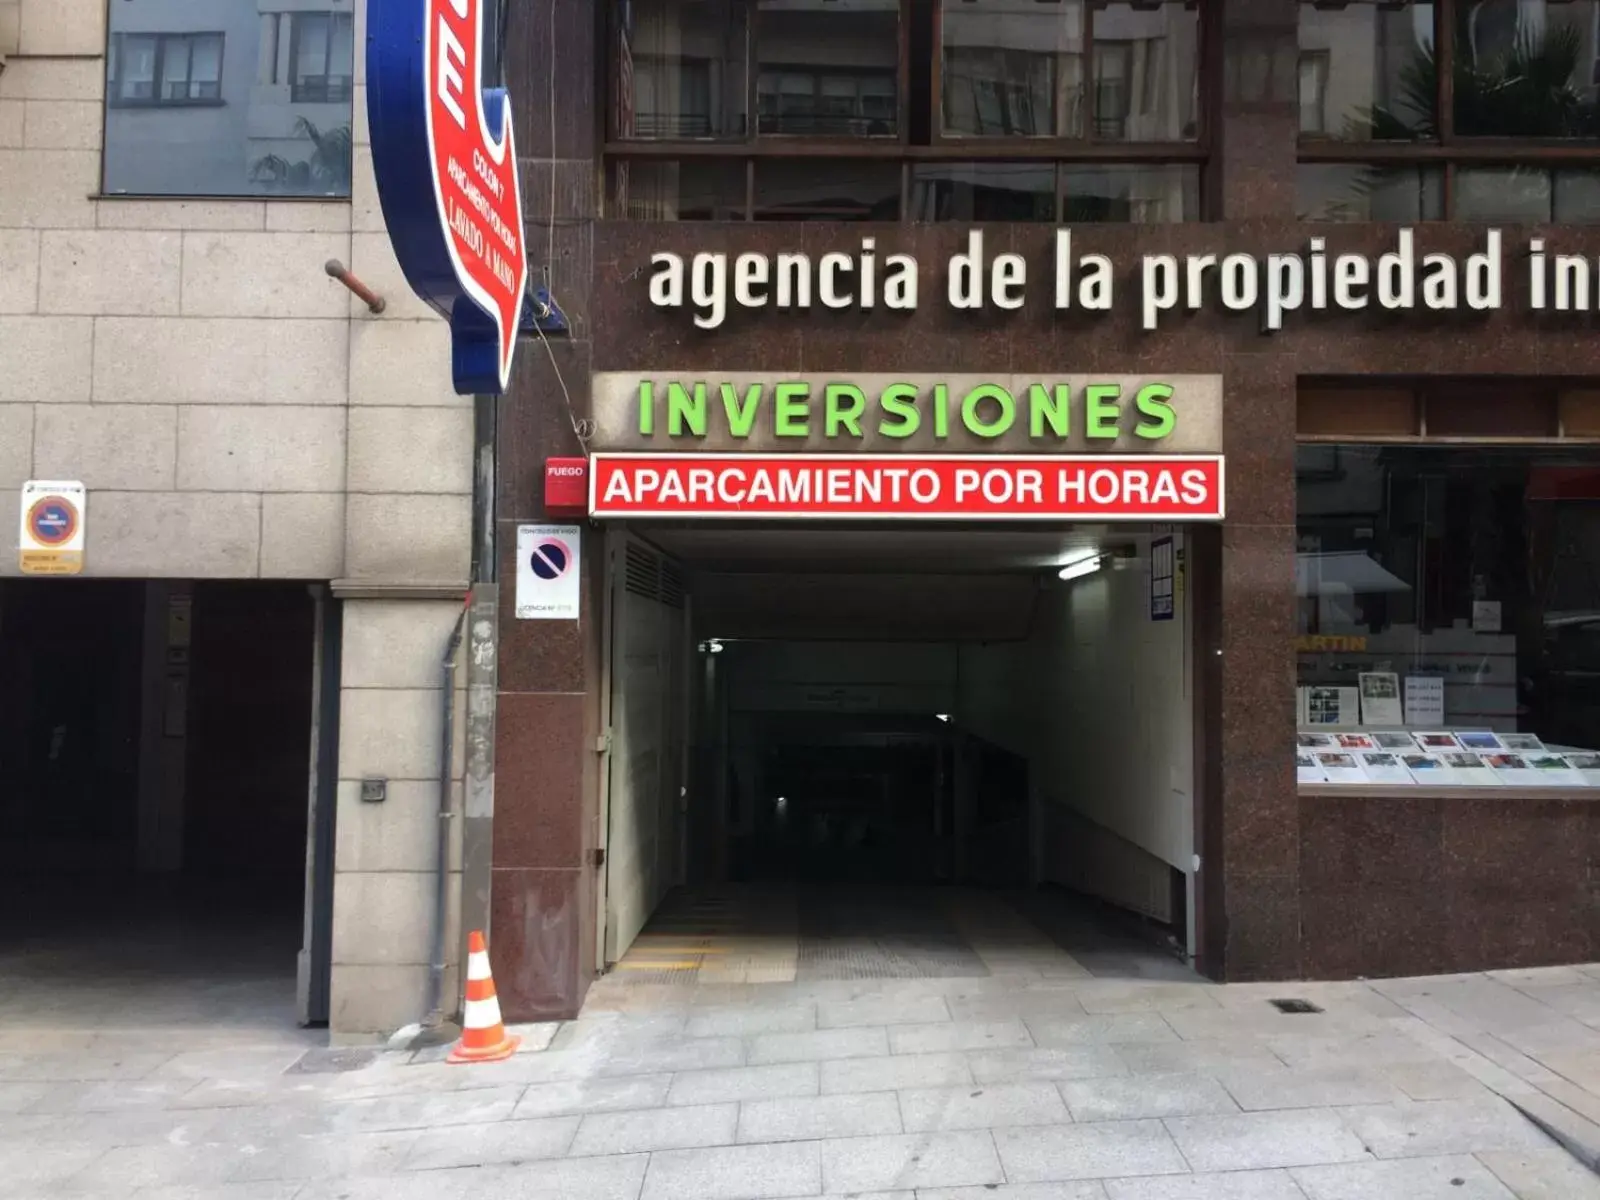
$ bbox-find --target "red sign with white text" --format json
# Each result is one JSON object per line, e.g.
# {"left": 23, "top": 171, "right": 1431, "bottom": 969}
{"left": 425, "top": 0, "right": 527, "bottom": 389}
{"left": 589, "top": 455, "right": 1225, "bottom": 520}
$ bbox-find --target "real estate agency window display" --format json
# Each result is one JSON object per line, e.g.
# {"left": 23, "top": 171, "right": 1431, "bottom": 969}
{"left": 604, "top": 0, "right": 1204, "bottom": 222}
{"left": 1296, "top": 0, "right": 1600, "bottom": 223}
{"left": 1296, "top": 385, "right": 1600, "bottom": 790}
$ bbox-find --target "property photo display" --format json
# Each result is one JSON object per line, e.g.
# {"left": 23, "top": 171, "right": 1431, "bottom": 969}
{"left": 1294, "top": 443, "right": 1600, "bottom": 787}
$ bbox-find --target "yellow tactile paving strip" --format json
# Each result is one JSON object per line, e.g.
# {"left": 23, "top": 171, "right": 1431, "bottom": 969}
{"left": 611, "top": 889, "right": 800, "bottom": 984}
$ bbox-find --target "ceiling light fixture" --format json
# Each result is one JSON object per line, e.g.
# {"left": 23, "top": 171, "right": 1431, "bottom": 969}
{"left": 1057, "top": 554, "right": 1103, "bottom": 582}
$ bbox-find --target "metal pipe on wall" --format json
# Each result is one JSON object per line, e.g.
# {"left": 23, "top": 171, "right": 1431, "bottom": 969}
{"left": 425, "top": 599, "right": 469, "bottom": 1028}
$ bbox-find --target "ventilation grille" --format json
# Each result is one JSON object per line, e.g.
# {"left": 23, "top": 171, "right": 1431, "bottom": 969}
{"left": 623, "top": 541, "right": 687, "bottom": 609}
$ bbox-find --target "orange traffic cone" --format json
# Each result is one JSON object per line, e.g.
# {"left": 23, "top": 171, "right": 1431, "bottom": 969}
{"left": 448, "top": 930, "right": 521, "bottom": 1064}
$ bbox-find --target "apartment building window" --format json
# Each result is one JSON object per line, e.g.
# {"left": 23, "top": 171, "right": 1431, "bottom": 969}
{"left": 102, "top": 0, "right": 355, "bottom": 199}
{"left": 1297, "top": 0, "right": 1600, "bottom": 221}
{"left": 606, "top": 0, "right": 1204, "bottom": 221}
{"left": 109, "top": 33, "right": 225, "bottom": 106}
{"left": 290, "top": 13, "right": 356, "bottom": 104}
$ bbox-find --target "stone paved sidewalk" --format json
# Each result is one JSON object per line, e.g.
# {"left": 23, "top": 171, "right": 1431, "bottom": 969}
{"left": 8, "top": 964, "right": 1600, "bottom": 1199}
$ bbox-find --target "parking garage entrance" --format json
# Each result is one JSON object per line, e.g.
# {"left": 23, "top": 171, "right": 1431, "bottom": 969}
{"left": 594, "top": 523, "right": 1215, "bottom": 988}
{"left": 0, "top": 579, "right": 335, "bottom": 1035}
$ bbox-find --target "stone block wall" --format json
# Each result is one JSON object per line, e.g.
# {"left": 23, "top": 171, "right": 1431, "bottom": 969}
{"left": 0, "top": 0, "right": 473, "bottom": 1037}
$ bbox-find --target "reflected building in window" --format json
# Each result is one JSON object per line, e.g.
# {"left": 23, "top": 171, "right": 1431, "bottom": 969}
{"left": 940, "top": 0, "right": 1197, "bottom": 141}
{"left": 103, "top": 0, "right": 355, "bottom": 198}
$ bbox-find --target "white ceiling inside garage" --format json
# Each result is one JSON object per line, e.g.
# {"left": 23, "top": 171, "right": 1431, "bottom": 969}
{"left": 637, "top": 524, "right": 1158, "bottom": 575}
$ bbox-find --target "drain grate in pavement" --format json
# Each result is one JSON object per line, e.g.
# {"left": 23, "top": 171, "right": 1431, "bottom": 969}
{"left": 286, "top": 1048, "right": 379, "bottom": 1074}
{"left": 796, "top": 893, "right": 990, "bottom": 981}
{"left": 1268, "top": 997, "right": 1323, "bottom": 1014}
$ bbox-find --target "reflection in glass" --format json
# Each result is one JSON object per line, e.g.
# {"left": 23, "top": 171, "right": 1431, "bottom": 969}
{"left": 607, "top": 159, "right": 747, "bottom": 219}
{"left": 1297, "top": 1, "right": 1435, "bottom": 139}
{"left": 103, "top": 0, "right": 354, "bottom": 197}
{"left": 1452, "top": 168, "right": 1600, "bottom": 222}
{"left": 1452, "top": 1, "right": 1600, "bottom": 137}
{"left": 1296, "top": 442, "right": 1600, "bottom": 750}
{"left": 1089, "top": 3, "right": 1199, "bottom": 141}
{"left": 614, "top": 0, "right": 749, "bottom": 138}
{"left": 940, "top": 1, "right": 1196, "bottom": 140}
{"left": 909, "top": 163, "right": 1054, "bottom": 221}
{"left": 754, "top": 160, "right": 901, "bottom": 219}
{"left": 1060, "top": 164, "right": 1199, "bottom": 222}
{"left": 1296, "top": 164, "right": 1444, "bottom": 221}
{"left": 757, "top": 0, "right": 899, "bottom": 136}
{"left": 942, "top": 0, "right": 1083, "bottom": 136}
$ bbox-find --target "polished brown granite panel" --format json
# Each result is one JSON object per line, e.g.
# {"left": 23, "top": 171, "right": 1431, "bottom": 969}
{"left": 1441, "top": 800, "right": 1594, "bottom": 969}
{"left": 503, "top": 0, "right": 594, "bottom": 161}
{"left": 1298, "top": 794, "right": 1600, "bottom": 977}
{"left": 1300, "top": 795, "right": 1444, "bottom": 893}
{"left": 490, "top": 866, "right": 587, "bottom": 1020}
{"left": 491, "top": 0, "right": 1600, "bottom": 1005}
{"left": 1299, "top": 888, "right": 1450, "bottom": 980}
{"left": 493, "top": 691, "right": 586, "bottom": 870}
{"left": 1221, "top": 871, "right": 1300, "bottom": 981}
{"left": 498, "top": 338, "right": 592, "bottom": 520}
{"left": 494, "top": 523, "right": 595, "bottom": 696}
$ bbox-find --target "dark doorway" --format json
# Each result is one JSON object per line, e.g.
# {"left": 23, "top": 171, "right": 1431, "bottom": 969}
{"left": 0, "top": 579, "right": 320, "bottom": 1035}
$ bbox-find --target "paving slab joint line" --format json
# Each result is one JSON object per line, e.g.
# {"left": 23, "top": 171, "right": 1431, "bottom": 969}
{"left": 1505, "top": 1092, "right": 1600, "bottom": 1177}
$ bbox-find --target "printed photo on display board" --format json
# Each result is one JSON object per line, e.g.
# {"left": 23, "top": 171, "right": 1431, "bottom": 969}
{"left": 1297, "top": 752, "right": 1325, "bottom": 784}
{"left": 1298, "top": 732, "right": 1336, "bottom": 749}
{"left": 1414, "top": 732, "right": 1462, "bottom": 751}
{"left": 1402, "top": 753, "right": 1446, "bottom": 783}
{"left": 1358, "top": 672, "right": 1403, "bottom": 726}
{"left": 1306, "top": 687, "right": 1359, "bottom": 727}
{"left": 1441, "top": 752, "right": 1501, "bottom": 785}
{"left": 1359, "top": 752, "right": 1412, "bottom": 785}
{"left": 1455, "top": 731, "right": 1504, "bottom": 751}
{"left": 1499, "top": 733, "right": 1547, "bottom": 752}
{"left": 1372, "top": 731, "right": 1418, "bottom": 751}
{"left": 1316, "top": 752, "right": 1368, "bottom": 784}
{"left": 1566, "top": 754, "right": 1600, "bottom": 785}
{"left": 1336, "top": 733, "right": 1377, "bottom": 751}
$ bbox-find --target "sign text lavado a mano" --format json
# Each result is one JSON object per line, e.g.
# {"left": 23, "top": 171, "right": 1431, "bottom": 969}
{"left": 367, "top": 0, "right": 527, "bottom": 394}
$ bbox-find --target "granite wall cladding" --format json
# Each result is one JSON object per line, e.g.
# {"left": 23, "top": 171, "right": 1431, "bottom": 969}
{"left": 1299, "top": 793, "right": 1600, "bottom": 978}
{"left": 492, "top": 0, "right": 1600, "bottom": 1019}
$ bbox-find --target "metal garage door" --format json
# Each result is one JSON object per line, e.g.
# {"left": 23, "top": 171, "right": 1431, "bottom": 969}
{"left": 601, "top": 533, "right": 689, "bottom": 966}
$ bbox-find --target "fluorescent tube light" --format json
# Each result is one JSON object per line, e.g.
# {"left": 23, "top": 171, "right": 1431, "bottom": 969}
{"left": 1057, "top": 555, "right": 1103, "bottom": 582}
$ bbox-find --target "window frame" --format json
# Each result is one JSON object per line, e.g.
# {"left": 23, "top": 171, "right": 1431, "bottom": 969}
{"left": 1297, "top": 0, "right": 1600, "bottom": 218}
{"left": 603, "top": 0, "right": 1210, "bottom": 164}
{"left": 288, "top": 11, "right": 355, "bottom": 106}
{"left": 107, "top": 31, "right": 227, "bottom": 110}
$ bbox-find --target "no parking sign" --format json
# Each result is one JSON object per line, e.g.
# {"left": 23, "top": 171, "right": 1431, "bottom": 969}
{"left": 515, "top": 525, "right": 581, "bottom": 620}
{"left": 19, "top": 480, "right": 86, "bottom": 575}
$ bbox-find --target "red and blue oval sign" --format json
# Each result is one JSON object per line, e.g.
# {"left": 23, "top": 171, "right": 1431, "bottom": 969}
{"left": 26, "top": 495, "right": 79, "bottom": 546}
{"left": 366, "top": 0, "right": 528, "bottom": 395}
{"left": 528, "top": 538, "right": 572, "bottom": 580}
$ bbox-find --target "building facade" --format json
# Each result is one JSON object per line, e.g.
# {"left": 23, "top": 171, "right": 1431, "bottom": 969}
{"left": 9, "top": 0, "right": 1600, "bottom": 1039}
{"left": 1, "top": 0, "right": 474, "bottom": 1036}
{"left": 488, "top": 0, "right": 1600, "bottom": 1021}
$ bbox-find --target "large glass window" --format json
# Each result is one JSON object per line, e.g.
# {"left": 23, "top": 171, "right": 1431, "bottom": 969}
{"left": 606, "top": 0, "right": 1204, "bottom": 217}
{"left": 1296, "top": 442, "right": 1600, "bottom": 776}
{"left": 938, "top": 0, "right": 1197, "bottom": 141}
{"left": 1298, "top": 1, "right": 1600, "bottom": 219}
{"left": 103, "top": 1, "right": 355, "bottom": 198}
{"left": 758, "top": 0, "right": 899, "bottom": 136}
{"left": 617, "top": 0, "right": 749, "bottom": 138}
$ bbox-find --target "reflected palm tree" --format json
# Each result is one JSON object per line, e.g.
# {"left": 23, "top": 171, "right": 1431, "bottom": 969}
{"left": 1323, "top": 9, "right": 1599, "bottom": 220}
{"left": 250, "top": 118, "right": 354, "bottom": 195}
{"left": 1356, "top": 14, "right": 1596, "bottom": 140}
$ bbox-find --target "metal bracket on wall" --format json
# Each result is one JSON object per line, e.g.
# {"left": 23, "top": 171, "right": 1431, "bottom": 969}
{"left": 519, "top": 287, "right": 568, "bottom": 337}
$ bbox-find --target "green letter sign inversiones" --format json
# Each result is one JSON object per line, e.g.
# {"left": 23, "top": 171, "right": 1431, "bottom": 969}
{"left": 636, "top": 380, "right": 1178, "bottom": 442}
